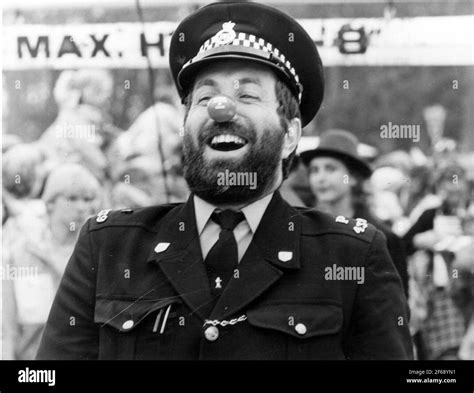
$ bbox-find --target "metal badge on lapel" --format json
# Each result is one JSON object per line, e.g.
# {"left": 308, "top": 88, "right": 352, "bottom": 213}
{"left": 278, "top": 251, "right": 293, "bottom": 262}
{"left": 154, "top": 242, "right": 171, "bottom": 253}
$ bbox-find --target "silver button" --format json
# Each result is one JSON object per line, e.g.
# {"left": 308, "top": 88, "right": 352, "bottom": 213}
{"left": 295, "top": 323, "right": 307, "bottom": 335}
{"left": 122, "top": 320, "right": 134, "bottom": 330}
{"left": 204, "top": 326, "right": 219, "bottom": 341}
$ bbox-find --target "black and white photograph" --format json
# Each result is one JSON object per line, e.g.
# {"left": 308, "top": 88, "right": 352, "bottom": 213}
{"left": 1, "top": 0, "right": 473, "bottom": 389}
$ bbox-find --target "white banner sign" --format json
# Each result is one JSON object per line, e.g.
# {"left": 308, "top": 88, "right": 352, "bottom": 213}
{"left": 3, "top": 15, "right": 473, "bottom": 69}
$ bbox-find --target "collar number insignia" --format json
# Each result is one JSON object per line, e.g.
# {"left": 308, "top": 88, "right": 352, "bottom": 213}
{"left": 335, "top": 215, "right": 349, "bottom": 224}
{"left": 154, "top": 242, "right": 170, "bottom": 253}
{"left": 214, "top": 21, "right": 236, "bottom": 45}
{"left": 278, "top": 251, "right": 293, "bottom": 262}
{"left": 96, "top": 209, "right": 111, "bottom": 223}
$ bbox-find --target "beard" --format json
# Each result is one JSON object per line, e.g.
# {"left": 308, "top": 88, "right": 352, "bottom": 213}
{"left": 182, "top": 120, "right": 285, "bottom": 205}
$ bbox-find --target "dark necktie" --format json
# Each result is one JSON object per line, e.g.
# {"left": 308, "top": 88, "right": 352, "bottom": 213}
{"left": 205, "top": 209, "right": 245, "bottom": 298}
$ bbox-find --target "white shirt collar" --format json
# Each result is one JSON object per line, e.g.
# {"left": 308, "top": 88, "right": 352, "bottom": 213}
{"left": 194, "top": 192, "right": 274, "bottom": 235}
{"left": 194, "top": 195, "right": 217, "bottom": 235}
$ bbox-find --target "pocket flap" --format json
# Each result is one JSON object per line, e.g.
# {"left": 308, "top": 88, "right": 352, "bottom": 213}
{"left": 94, "top": 296, "right": 181, "bottom": 332}
{"left": 246, "top": 303, "right": 342, "bottom": 339}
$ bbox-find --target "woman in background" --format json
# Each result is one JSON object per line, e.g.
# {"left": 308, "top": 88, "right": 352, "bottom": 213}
{"left": 300, "top": 129, "right": 409, "bottom": 297}
{"left": 2, "top": 163, "right": 102, "bottom": 359}
{"left": 403, "top": 162, "right": 471, "bottom": 359}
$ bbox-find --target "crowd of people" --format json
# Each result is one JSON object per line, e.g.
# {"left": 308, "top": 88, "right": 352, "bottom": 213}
{"left": 2, "top": 69, "right": 473, "bottom": 360}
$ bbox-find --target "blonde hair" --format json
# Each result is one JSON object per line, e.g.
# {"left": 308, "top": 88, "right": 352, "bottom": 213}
{"left": 41, "top": 163, "right": 101, "bottom": 204}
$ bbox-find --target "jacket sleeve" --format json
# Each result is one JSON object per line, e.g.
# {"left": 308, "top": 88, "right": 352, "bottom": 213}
{"left": 385, "top": 231, "right": 409, "bottom": 298}
{"left": 345, "top": 230, "right": 413, "bottom": 360}
{"left": 36, "top": 218, "right": 99, "bottom": 360}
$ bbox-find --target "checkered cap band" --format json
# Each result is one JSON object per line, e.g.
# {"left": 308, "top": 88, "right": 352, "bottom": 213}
{"left": 183, "top": 31, "right": 302, "bottom": 102}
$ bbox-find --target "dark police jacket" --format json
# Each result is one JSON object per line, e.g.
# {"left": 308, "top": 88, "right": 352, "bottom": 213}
{"left": 353, "top": 206, "right": 409, "bottom": 298}
{"left": 37, "top": 192, "right": 412, "bottom": 360}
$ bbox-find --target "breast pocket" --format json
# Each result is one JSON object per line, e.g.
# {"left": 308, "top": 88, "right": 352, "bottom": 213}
{"left": 246, "top": 301, "right": 346, "bottom": 360}
{"left": 94, "top": 296, "right": 182, "bottom": 360}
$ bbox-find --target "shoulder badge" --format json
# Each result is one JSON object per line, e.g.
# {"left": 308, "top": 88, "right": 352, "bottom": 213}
{"left": 353, "top": 218, "right": 368, "bottom": 234}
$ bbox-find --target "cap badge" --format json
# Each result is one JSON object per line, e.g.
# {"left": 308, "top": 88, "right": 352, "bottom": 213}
{"left": 214, "top": 21, "right": 236, "bottom": 45}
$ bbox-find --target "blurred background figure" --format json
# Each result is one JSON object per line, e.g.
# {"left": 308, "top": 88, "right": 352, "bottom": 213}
{"left": 107, "top": 98, "right": 188, "bottom": 207}
{"left": 110, "top": 182, "right": 154, "bottom": 210}
{"left": 279, "top": 156, "right": 307, "bottom": 207}
{"left": 2, "top": 143, "right": 48, "bottom": 227}
{"left": 110, "top": 155, "right": 189, "bottom": 209}
{"left": 37, "top": 69, "right": 120, "bottom": 181}
{"left": 109, "top": 101, "right": 183, "bottom": 172}
{"left": 453, "top": 215, "right": 474, "bottom": 360}
{"left": 2, "top": 164, "right": 102, "bottom": 360}
{"left": 370, "top": 166, "right": 407, "bottom": 228}
{"left": 375, "top": 150, "right": 414, "bottom": 178}
{"left": 2, "top": 133, "right": 22, "bottom": 154}
{"left": 394, "top": 164, "right": 441, "bottom": 236}
{"left": 403, "top": 161, "right": 472, "bottom": 359}
{"left": 300, "top": 129, "right": 409, "bottom": 297}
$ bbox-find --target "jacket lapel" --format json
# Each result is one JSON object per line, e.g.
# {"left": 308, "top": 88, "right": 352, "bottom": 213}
{"left": 210, "top": 191, "right": 302, "bottom": 320}
{"left": 147, "top": 195, "right": 214, "bottom": 320}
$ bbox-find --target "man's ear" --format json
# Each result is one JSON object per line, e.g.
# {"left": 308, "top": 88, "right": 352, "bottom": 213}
{"left": 349, "top": 175, "right": 357, "bottom": 187}
{"left": 282, "top": 118, "right": 301, "bottom": 159}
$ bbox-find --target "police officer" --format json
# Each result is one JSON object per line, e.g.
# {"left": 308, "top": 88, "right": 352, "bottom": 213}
{"left": 37, "top": 2, "right": 412, "bottom": 360}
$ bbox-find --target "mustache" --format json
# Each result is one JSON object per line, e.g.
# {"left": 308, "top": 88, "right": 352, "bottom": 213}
{"left": 197, "top": 121, "right": 257, "bottom": 145}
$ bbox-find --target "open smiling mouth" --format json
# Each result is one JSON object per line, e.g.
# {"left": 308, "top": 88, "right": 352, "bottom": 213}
{"left": 207, "top": 134, "right": 248, "bottom": 151}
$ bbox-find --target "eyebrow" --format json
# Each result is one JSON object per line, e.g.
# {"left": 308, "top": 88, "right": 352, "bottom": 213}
{"left": 238, "top": 77, "right": 262, "bottom": 86}
{"left": 194, "top": 78, "right": 217, "bottom": 90}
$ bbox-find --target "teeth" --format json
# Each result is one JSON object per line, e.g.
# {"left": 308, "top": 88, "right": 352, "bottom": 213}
{"left": 211, "top": 134, "right": 246, "bottom": 145}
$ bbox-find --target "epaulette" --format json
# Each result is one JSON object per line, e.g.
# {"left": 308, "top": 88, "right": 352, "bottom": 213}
{"left": 298, "top": 208, "right": 378, "bottom": 243}
{"left": 90, "top": 208, "right": 134, "bottom": 225}
{"left": 88, "top": 203, "right": 180, "bottom": 232}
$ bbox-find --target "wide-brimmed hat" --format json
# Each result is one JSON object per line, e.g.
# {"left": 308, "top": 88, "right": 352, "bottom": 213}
{"left": 300, "top": 129, "right": 372, "bottom": 178}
